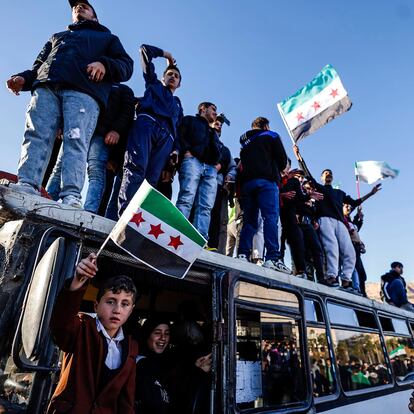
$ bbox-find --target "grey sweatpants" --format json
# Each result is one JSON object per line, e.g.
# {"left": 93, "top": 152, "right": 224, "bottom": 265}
{"left": 318, "top": 217, "right": 356, "bottom": 282}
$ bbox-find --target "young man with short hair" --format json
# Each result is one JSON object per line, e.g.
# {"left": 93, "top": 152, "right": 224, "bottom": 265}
{"left": 6, "top": 0, "right": 133, "bottom": 207}
{"left": 237, "top": 117, "right": 291, "bottom": 273}
{"left": 175, "top": 102, "right": 221, "bottom": 240}
{"left": 118, "top": 44, "right": 183, "bottom": 215}
{"left": 47, "top": 253, "right": 138, "bottom": 413}
{"left": 294, "top": 145, "right": 381, "bottom": 291}
{"left": 381, "top": 262, "right": 414, "bottom": 311}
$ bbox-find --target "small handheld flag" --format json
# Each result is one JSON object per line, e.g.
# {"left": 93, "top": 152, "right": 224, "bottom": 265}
{"left": 99, "top": 180, "right": 206, "bottom": 278}
{"left": 355, "top": 161, "right": 399, "bottom": 184}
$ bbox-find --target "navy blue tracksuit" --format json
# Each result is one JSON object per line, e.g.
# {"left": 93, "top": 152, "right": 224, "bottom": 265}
{"left": 119, "top": 44, "right": 183, "bottom": 213}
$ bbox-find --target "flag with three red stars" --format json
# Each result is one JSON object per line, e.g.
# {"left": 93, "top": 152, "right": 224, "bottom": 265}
{"left": 108, "top": 180, "right": 206, "bottom": 278}
{"left": 277, "top": 64, "right": 352, "bottom": 142}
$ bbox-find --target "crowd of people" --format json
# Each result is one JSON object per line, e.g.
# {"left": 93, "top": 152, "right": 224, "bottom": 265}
{"left": 5, "top": 0, "right": 406, "bottom": 299}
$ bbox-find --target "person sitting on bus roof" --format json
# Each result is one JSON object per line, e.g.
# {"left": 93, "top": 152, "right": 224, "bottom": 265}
{"left": 381, "top": 261, "right": 414, "bottom": 311}
{"left": 47, "top": 253, "right": 138, "bottom": 414}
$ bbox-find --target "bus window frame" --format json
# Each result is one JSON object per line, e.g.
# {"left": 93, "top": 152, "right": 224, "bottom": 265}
{"left": 226, "top": 271, "right": 313, "bottom": 414}
{"left": 304, "top": 294, "right": 341, "bottom": 404}
{"left": 377, "top": 311, "right": 414, "bottom": 387}
{"left": 2, "top": 226, "right": 81, "bottom": 414}
{"left": 327, "top": 299, "right": 395, "bottom": 397}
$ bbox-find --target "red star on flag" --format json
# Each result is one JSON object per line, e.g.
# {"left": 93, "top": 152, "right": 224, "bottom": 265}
{"left": 130, "top": 211, "right": 146, "bottom": 227}
{"left": 330, "top": 88, "right": 339, "bottom": 98}
{"left": 148, "top": 223, "right": 164, "bottom": 239}
{"left": 168, "top": 235, "right": 183, "bottom": 250}
{"left": 312, "top": 101, "right": 321, "bottom": 111}
{"left": 296, "top": 112, "right": 304, "bottom": 122}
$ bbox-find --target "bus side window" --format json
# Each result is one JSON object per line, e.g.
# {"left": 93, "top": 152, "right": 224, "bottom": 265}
{"left": 235, "top": 307, "right": 306, "bottom": 410}
{"left": 328, "top": 303, "right": 392, "bottom": 393}
{"left": 381, "top": 316, "right": 414, "bottom": 383}
{"left": 305, "top": 299, "right": 337, "bottom": 398}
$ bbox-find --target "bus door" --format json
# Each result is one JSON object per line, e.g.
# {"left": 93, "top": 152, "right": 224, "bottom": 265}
{"left": 221, "top": 270, "right": 314, "bottom": 413}
{"left": 0, "top": 228, "right": 80, "bottom": 414}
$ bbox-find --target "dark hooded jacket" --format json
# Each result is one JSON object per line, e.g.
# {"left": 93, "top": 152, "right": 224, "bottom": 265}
{"left": 16, "top": 20, "right": 133, "bottom": 108}
{"left": 239, "top": 129, "right": 288, "bottom": 184}
{"left": 381, "top": 270, "right": 407, "bottom": 304}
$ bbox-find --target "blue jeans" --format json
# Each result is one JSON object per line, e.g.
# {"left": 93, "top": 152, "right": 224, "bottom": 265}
{"left": 118, "top": 115, "right": 174, "bottom": 213}
{"left": 238, "top": 179, "right": 280, "bottom": 261}
{"left": 18, "top": 86, "right": 99, "bottom": 200}
{"left": 176, "top": 156, "right": 218, "bottom": 240}
{"left": 386, "top": 278, "right": 409, "bottom": 307}
{"left": 84, "top": 135, "right": 110, "bottom": 212}
{"left": 105, "top": 172, "right": 123, "bottom": 220}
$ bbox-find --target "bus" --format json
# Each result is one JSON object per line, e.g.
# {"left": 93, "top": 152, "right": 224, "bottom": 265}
{"left": 0, "top": 184, "right": 413, "bottom": 413}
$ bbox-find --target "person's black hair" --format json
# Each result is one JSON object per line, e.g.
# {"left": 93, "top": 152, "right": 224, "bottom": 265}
{"left": 141, "top": 317, "right": 171, "bottom": 342}
{"left": 198, "top": 102, "right": 216, "bottom": 114}
{"left": 96, "top": 275, "right": 137, "bottom": 303}
{"left": 163, "top": 64, "right": 181, "bottom": 81}
{"left": 321, "top": 168, "right": 333, "bottom": 175}
{"left": 251, "top": 116, "right": 269, "bottom": 129}
{"left": 391, "top": 261, "right": 403, "bottom": 269}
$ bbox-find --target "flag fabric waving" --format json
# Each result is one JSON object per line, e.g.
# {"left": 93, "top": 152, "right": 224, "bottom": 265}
{"left": 277, "top": 64, "right": 352, "bottom": 142}
{"left": 355, "top": 161, "right": 399, "bottom": 184}
{"left": 108, "top": 180, "right": 206, "bottom": 278}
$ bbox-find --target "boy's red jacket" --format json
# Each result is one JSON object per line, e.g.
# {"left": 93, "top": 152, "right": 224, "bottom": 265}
{"left": 47, "top": 286, "right": 138, "bottom": 414}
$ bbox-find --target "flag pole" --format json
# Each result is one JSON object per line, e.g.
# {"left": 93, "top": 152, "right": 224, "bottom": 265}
{"left": 354, "top": 162, "right": 361, "bottom": 198}
{"left": 277, "top": 103, "right": 296, "bottom": 146}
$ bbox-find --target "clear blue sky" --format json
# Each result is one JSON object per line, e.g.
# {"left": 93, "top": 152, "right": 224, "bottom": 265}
{"left": 1, "top": 1, "right": 413, "bottom": 282}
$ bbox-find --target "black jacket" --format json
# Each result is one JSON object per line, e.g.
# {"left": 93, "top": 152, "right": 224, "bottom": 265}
{"left": 298, "top": 157, "right": 362, "bottom": 222}
{"left": 178, "top": 115, "right": 221, "bottom": 165}
{"left": 136, "top": 353, "right": 171, "bottom": 414}
{"left": 16, "top": 20, "right": 133, "bottom": 108}
{"left": 137, "top": 44, "right": 183, "bottom": 139}
{"left": 95, "top": 83, "right": 135, "bottom": 166}
{"left": 280, "top": 177, "right": 310, "bottom": 224}
{"left": 239, "top": 129, "right": 288, "bottom": 184}
{"left": 381, "top": 270, "right": 407, "bottom": 304}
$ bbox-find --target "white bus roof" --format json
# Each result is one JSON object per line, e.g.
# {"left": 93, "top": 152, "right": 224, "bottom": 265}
{"left": 1, "top": 184, "right": 413, "bottom": 320}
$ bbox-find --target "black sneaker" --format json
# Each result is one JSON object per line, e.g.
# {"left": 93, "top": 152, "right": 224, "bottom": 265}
{"left": 340, "top": 282, "right": 362, "bottom": 295}
{"left": 320, "top": 277, "right": 340, "bottom": 288}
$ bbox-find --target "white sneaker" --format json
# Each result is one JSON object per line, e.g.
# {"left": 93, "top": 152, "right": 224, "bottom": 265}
{"left": 296, "top": 273, "right": 308, "bottom": 279}
{"left": 237, "top": 254, "right": 249, "bottom": 262}
{"left": 61, "top": 195, "right": 82, "bottom": 209}
{"left": 9, "top": 182, "right": 40, "bottom": 196}
{"left": 263, "top": 259, "right": 292, "bottom": 274}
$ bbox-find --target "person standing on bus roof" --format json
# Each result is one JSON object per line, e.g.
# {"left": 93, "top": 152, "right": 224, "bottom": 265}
{"left": 118, "top": 44, "right": 183, "bottom": 215}
{"left": 47, "top": 253, "right": 138, "bottom": 414}
{"left": 381, "top": 262, "right": 414, "bottom": 311}
{"left": 237, "top": 117, "right": 291, "bottom": 274}
{"left": 175, "top": 102, "right": 221, "bottom": 241}
{"left": 6, "top": 0, "right": 133, "bottom": 208}
{"left": 293, "top": 145, "right": 381, "bottom": 292}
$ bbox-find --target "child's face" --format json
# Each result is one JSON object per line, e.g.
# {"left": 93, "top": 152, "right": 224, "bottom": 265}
{"left": 94, "top": 290, "right": 134, "bottom": 337}
{"left": 147, "top": 324, "right": 170, "bottom": 354}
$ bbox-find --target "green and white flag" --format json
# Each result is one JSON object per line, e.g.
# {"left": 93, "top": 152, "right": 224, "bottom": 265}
{"left": 108, "top": 180, "right": 206, "bottom": 278}
{"left": 277, "top": 64, "right": 352, "bottom": 142}
{"left": 389, "top": 344, "right": 406, "bottom": 358}
{"left": 355, "top": 161, "right": 399, "bottom": 184}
